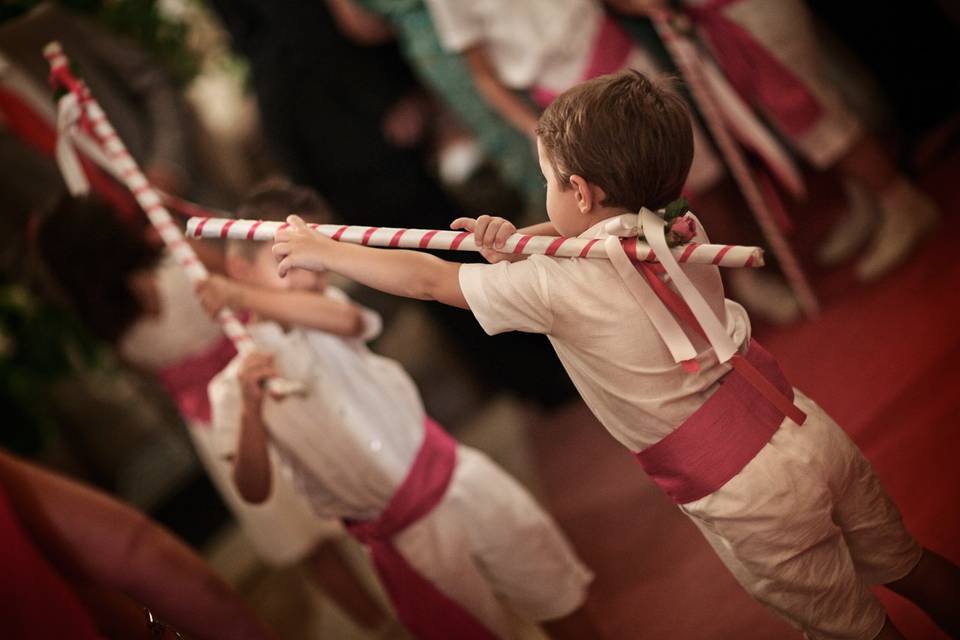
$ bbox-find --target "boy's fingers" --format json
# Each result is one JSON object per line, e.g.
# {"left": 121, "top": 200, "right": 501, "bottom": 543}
{"left": 277, "top": 256, "right": 291, "bottom": 278}
{"left": 275, "top": 228, "right": 289, "bottom": 242}
{"left": 482, "top": 221, "right": 502, "bottom": 247}
{"left": 287, "top": 214, "right": 307, "bottom": 229}
{"left": 450, "top": 217, "right": 476, "bottom": 231}
{"left": 494, "top": 223, "right": 514, "bottom": 249}
{"left": 474, "top": 215, "right": 490, "bottom": 244}
{"left": 272, "top": 242, "right": 290, "bottom": 259}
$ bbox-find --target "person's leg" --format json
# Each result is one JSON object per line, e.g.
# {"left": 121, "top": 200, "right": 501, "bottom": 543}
{"left": 883, "top": 548, "right": 960, "bottom": 637}
{"left": 541, "top": 605, "right": 603, "bottom": 640}
{"left": 303, "top": 540, "right": 390, "bottom": 631}
{"left": 832, "top": 136, "right": 940, "bottom": 280}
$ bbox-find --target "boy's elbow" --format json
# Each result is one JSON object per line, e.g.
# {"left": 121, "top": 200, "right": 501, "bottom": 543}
{"left": 410, "top": 258, "right": 457, "bottom": 302}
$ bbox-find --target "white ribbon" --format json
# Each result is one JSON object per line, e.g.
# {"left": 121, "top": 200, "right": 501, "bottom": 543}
{"left": 54, "top": 92, "right": 90, "bottom": 196}
{"left": 605, "top": 234, "right": 699, "bottom": 365}
{"left": 638, "top": 208, "right": 738, "bottom": 363}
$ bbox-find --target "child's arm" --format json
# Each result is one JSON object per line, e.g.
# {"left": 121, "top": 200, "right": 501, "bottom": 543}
{"left": 196, "top": 275, "right": 365, "bottom": 337}
{"left": 232, "top": 352, "right": 277, "bottom": 504}
{"left": 463, "top": 45, "right": 541, "bottom": 139}
{"left": 274, "top": 216, "right": 469, "bottom": 309}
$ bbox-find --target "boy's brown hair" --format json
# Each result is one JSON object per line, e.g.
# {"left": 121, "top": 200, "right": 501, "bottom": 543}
{"left": 536, "top": 70, "right": 694, "bottom": 211}
{"left": 230, "top": 178, "right": 332, "bottom": 260}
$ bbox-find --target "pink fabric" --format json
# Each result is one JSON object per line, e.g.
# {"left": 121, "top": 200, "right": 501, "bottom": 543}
{"left": 637, "top": 339, "right": 797, "bottom": 503}
{"left": 629, "top": 258, "right": 806, "bottom": 504}
{"left": 531, "top": 15, "right": 633, "bottom": 107}
{"left": 157, "top": 336, "right": 237, "bottom": 425}
{"left": 687, "top": 0, "right": 824, "bottom": 137}
{"left": 346, "top": 418, "right": 498, "bottom": 640}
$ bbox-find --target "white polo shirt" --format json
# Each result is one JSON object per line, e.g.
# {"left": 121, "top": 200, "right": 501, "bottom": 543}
{"left": 208, "top": 288, "right": 425, "bottom": 521}
{"left": 458, "top": 217, "right": 751, "bottom": 451}
{"left": 423, "top": 0, "right": 602, "bottom": 92}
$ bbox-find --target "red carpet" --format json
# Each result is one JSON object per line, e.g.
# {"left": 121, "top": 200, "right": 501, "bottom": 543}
{"left": 529, "top": 150, "right": 960, "bottom": 638}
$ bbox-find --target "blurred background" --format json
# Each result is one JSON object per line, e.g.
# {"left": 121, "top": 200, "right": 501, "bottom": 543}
{"left": 1, "top": 1, "right": 958, "bottom": 638}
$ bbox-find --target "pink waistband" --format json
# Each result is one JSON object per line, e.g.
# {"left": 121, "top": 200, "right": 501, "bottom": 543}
{"left": 346, "top": 417, "right": 497, "bottom": 640}
{"left": 636, "top": 339, "right": 802, "bottom": 504}
{"left": 156, "top": 336, "right": 237, "bottom": 425}
{"left": 532, "top": 15, "right": 633, "bottom": 108}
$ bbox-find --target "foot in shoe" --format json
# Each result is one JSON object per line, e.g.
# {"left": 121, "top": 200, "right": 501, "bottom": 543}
{"left": 817, "top": 179, "right": 877, "bottom": 267}
{"left": 855, "top": 180, "right": 940, "bottom": 281}
{"left": 728, "top": 269, "right": 802, "bottom": 325}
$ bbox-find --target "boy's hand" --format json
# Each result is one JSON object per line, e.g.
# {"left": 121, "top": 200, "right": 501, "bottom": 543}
{"left": 451, "top": 215, "right": 522, "bottom": 264}
{"left": 273, "top": 215, "right": 331, "bottom": 278}
{"left": 196, "top": 275, "right": 239, "bottom": 317}
{"left": 237, "top": 351, "right": 279, "bottom": 411}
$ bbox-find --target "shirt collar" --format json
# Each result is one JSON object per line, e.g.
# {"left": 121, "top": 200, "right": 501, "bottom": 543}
{"left": 578, "top": 214, "right": 635, "bottom": 239}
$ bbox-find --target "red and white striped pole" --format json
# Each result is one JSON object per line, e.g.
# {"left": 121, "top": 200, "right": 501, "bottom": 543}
{"left": 45, "top": 42, "right": 301, "bottom": 395}
{"left": 651, "top": 12, "right": 819, "bottom": 316}
{"left": 186, "top": 216, "right": 765, "bottom": 268}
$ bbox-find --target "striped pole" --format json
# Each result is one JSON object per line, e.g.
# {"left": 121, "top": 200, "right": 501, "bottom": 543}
{"left": 651, "top": 12, "right": 819, "bottom": 315}
{"left": 45, "top": 42, "right": 302, "bottom": 396}
{"left": 187, "top": 216, "right": 765, "bottom": 268}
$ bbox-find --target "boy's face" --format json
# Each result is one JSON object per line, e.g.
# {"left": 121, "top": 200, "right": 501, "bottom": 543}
{"left": 537, "top": 138, "right": 591, "bottom": 237}
{"left": 230, "top": 242, "right": 324, "bottom": 292}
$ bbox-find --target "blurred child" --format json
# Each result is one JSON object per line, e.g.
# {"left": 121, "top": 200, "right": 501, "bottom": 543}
{"left": 33, "top": 195, "right": 399, "bottom": 638}
{"left": 273, "top": 71, "right": 960, "bottom": 640}
{"left": 208, "top": 181, "right": 597, "bottom": 640}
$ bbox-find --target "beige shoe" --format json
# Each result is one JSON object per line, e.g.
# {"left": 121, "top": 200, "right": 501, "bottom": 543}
{"left": 727, "top": 269, "right": 803, "bottom": 325}
{"left": 817, "top": 179, "right": 877, "bottom": 267}
{"left": 855, "top": 180, "right": 940, "bottom": 282}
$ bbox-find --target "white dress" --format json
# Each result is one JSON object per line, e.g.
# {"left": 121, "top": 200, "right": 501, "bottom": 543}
{"left": 208, "top": 287, "right": 594, "bottom": 637}
{"left": 121, "top": 256, "right": 340, "bottom": 567}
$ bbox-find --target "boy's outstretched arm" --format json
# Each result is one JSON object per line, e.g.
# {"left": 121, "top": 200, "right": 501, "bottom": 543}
{"left": 196, "top": 275, "right": 365, "bottom": 337}
{"left": 274, "top": 215, "right": 469, "bottom": 309}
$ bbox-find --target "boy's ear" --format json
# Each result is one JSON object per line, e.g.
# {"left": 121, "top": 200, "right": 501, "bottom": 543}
{"left": 569, "top": 174, "right": 605, "bottom": 213}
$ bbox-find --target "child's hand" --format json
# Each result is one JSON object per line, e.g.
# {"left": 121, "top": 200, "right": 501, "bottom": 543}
{"left": 196, "top": 275, "right": 238, "bottom": 317}
{"left": 238, "top": 351, "right": 279, "bottom": 411}
{"left": 451, "top": 215, "right": 521, "bottom": 264}
{"left": 273, "top": 215, "right": 330, "bottom": 278}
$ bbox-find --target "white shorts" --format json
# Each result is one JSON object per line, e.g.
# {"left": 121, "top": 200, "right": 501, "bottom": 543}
{"left": 680, "top": 391, "right": 922, "bottom": 640}
{"left": 394, "top": 446, "right": 594, "bottom": 639}
{"left": 187, "top": 422, "right": 343, "bottom": 567}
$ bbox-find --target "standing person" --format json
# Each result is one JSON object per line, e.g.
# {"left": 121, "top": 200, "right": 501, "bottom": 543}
{"left": 207, "top": 181, "right": 598, "bottom": 640}
{"left": 273, "top": 71, "right": 960, "bottom": 639}
{"left": 210, "top": 0, "right": 579, "bottom": 407}
{"left": 613, "top": 0, "right": 941, "bottom": 280}
{"left": 33, "top": 195, "right": 402, "bottom": 639}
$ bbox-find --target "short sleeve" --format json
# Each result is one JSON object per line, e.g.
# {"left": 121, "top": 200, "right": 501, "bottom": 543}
{"left": 207, "top": 364, "right": 243, "bottom": 460}
{"left": 423, "top": 0, "right": 485, "bottom": 52}
{"left": 458, "top": 258, "right": 554, "bottom": 335}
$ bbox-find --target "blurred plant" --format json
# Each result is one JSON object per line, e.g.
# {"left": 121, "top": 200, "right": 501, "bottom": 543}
{"left": 0, "top": 0, "right": 201, "bottom": 85}
{"left": 0, "top": 281, "right": 101, "bottom": 455}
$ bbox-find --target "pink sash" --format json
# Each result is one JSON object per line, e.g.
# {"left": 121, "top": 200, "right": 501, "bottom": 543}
{"left": 687, "top": 0, "right": 823, "bottom": 137}
{"left": 346, "top": 417, "right": 498, "bottom": 640}
{"left": 631, "top": 259, "right": 806, "bottom": 504}
{"left": 532, "top": 14, "right": 633, "bottom": 107}
{"left": 157, "top": 336, "right": 237, "bottom": 425}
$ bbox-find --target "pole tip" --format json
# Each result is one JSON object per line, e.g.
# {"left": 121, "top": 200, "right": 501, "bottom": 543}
{"left": 43, "top": 41, "right": 63, "bottom": 58}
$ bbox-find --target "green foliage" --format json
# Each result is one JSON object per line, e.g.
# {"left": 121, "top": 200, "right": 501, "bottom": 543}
{"left": 0, "top": 282, "right": 101, "bottom": 455}
{"left": 663, "top": 196, "right": 690, "bottom": 222}
{"left": 1, "top": 0, "right": 200, "bottom": 85}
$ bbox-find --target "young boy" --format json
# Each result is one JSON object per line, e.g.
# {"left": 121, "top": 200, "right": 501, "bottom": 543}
{"left": 273, "top": 71, "right": 960, "bottom": 640}
{"left": 208, "top": 183, "right": 597, "bottom": 640}
{"left": 34, "top": 195, "right": 398, "bottom": 638}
